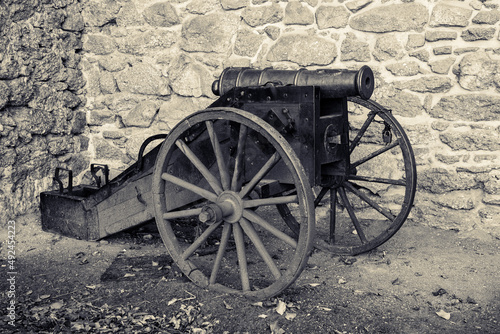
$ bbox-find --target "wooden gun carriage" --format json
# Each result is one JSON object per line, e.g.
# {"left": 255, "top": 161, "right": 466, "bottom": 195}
{"left": 41, "top": 66, "right": 416, "bottom": 299}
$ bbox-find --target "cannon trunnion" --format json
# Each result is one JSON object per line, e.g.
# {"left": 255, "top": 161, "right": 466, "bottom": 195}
{"left": 41, "top": 66, "right": 416, "bottom": 300}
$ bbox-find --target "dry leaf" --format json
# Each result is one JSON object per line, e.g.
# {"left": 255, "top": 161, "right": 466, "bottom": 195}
{"left": 285, "top": 312, "right": 296, "bottom": 320}
{"left": 223, "top": 300, "right": 233, "bottom": 310}
{"left": 123, "top": 273, "right": 135, "bottom": 278}
{"left": 167, "top": 298, "right": 178, "bottom": 306}
{"left": 338, "top": 278, "right": 347, "bottom": 284}
{"left": 436, "top": 309, "right": 450, "bottom": 320}
{"left": 40, "top": 294, "right": 51, "bottom": 300}
{"left": 317, "top": 306, "right": 332, "bottom": 311}
{"left": 309, "top": 283, "right": 321, "bottom": 287}
{"left": 50, "top": 301, "right": 64, "bottom": 310}
{"left": 258, "top": 314, "right": 268, "bottom": 318}
{"left": 270, "top": 320, "right": 285, "bottom": 334}
{"left": 152, "top": 261, "right": 159, "bottom": 267}
{"left": 252, "top": 302, "right": 263, "bottom": 307}
{"left": 275, "top": 300, "right": 286, "bottom": 315}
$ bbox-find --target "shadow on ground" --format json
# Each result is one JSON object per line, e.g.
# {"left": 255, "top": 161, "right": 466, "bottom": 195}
{"left": 0, "top": 214, "right": 499, "bottom": 333}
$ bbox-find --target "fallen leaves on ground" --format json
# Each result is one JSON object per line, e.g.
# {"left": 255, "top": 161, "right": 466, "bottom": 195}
{"left": 9, "top": 292, "right": 218, "bottom": 333}
{"left": 436, "top": 309, "right": 451, "bottom": 320}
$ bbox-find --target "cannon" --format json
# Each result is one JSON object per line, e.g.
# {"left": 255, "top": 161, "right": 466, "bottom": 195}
{"left": 41, "top": 66, "right": 416, "bottom": 299}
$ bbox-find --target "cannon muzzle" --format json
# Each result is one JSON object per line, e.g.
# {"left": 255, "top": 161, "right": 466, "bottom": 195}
{"left": 212, "top": 66, "right": 374, "bottom": 100}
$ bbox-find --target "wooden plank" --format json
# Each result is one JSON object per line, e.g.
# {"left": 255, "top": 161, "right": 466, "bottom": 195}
{"left": 97, "top": 173, "right": 154, "bottom": 238}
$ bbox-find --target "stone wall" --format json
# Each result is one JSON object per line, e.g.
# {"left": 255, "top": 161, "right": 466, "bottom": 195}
{"left": 2, "top": 0, "right": 499, "bottom": 237}
{"left": 0, "top": 0, "right": 88, "bottom": 223}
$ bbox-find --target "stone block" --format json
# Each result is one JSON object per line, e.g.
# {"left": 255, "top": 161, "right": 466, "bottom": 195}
{"left": 82, "top": 0, "right": 121, "bottom": 27}
{"left": 143, "top": 2, "right": 180, "bottom": 27}
{"left": 267, "top": 34, "right": 337, "bottom": 66}
{"left": 115, "top": 63, "right": 170, "bottom": 96}
{"left": 409, "top": 49, "right": 430, "bottom": 62}
{"left": 433, "top": 46, "right": 452, "bottom": 55}
{"left": 99, "top": 71, "right": 118, "bottom": 95}
{"left": 406, "top": 34, "right": 425, "bottom": 49}
{"left": 316, "top": 5, "right": 350, "bottom": 30}
{"left": 428, "top": 57, "right": 455, "bottom": 74}
{"left": 457, "top": 51, "right": 500, "bottom": 91}
{"left": 0, "top": 81, "right": 11, "bottom": 109}
{"left": 182, "top": 13, "right": 240, "bottom": 53}
{"left": 221, "top": 0, "right": 249, "bottom": 10}
{"left": 340, "top": 33, "right": 370, "bottom": 62}
{"left": 168, "top": 55, "right": 213, "bottom": 98}
{"left": 264, "top": 26, "right": 281, "bottom": 40}
{"left": 349, "top": 3, "right": 428, "bottom": 32}
{"left": 88, "top": 109, "right": 114, "bottom": 126}
{"left": 121, "top": 100, "right": 159, "bottom": 128}
{"left": 419, "top": 168, "right": 478, "bottom": 194}
{"left": 439, "top": 129, "right": 500, "bottom": 151}
{"left": 430, "top": 3, "right": 472, "bottom": 27}
{"left": 241, "top": 3, "right": 283, "bottom": 27}
{"left": 157, "top": 95, "right": 211, "bottom": 130}
{"left": 425, "top": 30, "right": 457, "bottom": 42}
{"left": 345, "top": 0, "right": 373, "bottom": 13}
{"left": 117, "top": 30, "right": 176, "bottom": 56}
{"left": 373, "top": 35, "right": 404, "bottom": 61}
{"left": 235, "top": 29, "right": 265, "bottom": 58}
{"left": 62, "top": 4, "right": 84, "bottom": 32}
{"left": 116, "top": 2, "right": 144, "bottom": 27}
{"left": 472, "top": 10, "right": 500, "bottom": 24}
{"left": 6, "top": 77, "right": 34, "bottom": 106}
{"left": 393, "top": 76, "right": 452, "bottom": 93}
{"left": 187, "top": 0, "right": 220, "bottom": 15}
{"left": 374, "top": 87, "right": 423, "bottom": 117}
{"left": 93, "top": 137, "right": 129, "bottom": 163}
{"left": 386, "top": 61, "right": 420, "bottom": 76}
{"left": 461, "top": 27, "right": 497, "bottom": 41}
{"left": 83, "top": 34, "right": 117, "bottom": 55}
{"left": 98, "top": 54, "right": 131, "bottom": 72}
{"left": 430, "top": 94, "right": 500, "bottom": 122}
{"left": 284, "top": 1, "right": 314, "bottom": 25}
{"left": 48, "top": 136, "right": 73, "bottom": 156}
{"left": 71, "top": 111, "right": 86, "bottom": 135}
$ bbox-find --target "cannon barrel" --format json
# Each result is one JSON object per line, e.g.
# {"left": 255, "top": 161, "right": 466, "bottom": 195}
{"left": 212, "top": 65, "right": 374, "bottom": 100}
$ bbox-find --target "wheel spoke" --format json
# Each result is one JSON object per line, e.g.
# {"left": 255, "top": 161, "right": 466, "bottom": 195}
{"left": 314, "top": 187, "right": 329, "bottom": 207}
{"left": 231, "top": 125, "right": 248, "bottom": 191}
{"left": 329, "top": 188, "right": 337, "bottom": 243}
{"left": 351, "top": 140, "right": 399, "bottom": 169}
{"left": 161, "top": 173, "right": 218, "bottom": 202}
{"left": 206, "top": 121, "right": 231, "bottom": 191}
{"left": 233, "top": 222, "right": 250, "bottom": 291}
{"left": 239, "top": 152, "right": 281, "bottom": 198}
{"left": 348, "top": 174, "right": 406, "bottom": 186}
{"left": 240, "top": 218, "right": 281, "bottom": 279}
{"left": 176, "top": 139, "right": 223, "bottom": 194}
{"left": 349, "top": 111, "right": 377, "bottom": 154}
{"left": 337, "top": 186, "right": 368, "bottom": 244}
{"left": 243, "top": 195, "right": 298, "bottom": 208}
{"left": 243, "top": 209, "right": 297, "bottom": 248}
{"left": 180, "top": 221, "right": 223, "bottom": 261}
{"left": 209, "top": 223, "right": 232, "bottom": 285}
{"left": 343, "top": 181, "right": 396, "bottom": 221}
{"left": 163, "top": 208, "right": 203, "bottom": 220}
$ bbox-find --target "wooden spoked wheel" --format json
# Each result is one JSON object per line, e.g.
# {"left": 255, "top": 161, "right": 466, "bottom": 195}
{"left": 279, "top": 97, "right": 417, "bottom": 255}
{"left": 152, "top": 107, "right": 314, "bottom": 299}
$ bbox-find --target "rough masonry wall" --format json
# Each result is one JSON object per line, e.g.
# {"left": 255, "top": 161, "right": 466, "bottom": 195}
{"left": 81, "top": 0, "right": 500, "bottom": 237}
{"left": 0, "top": 0, "right": 87, "bottom": 223}
{"left": 2, "top": 0, "right": 499, "bottom": 237}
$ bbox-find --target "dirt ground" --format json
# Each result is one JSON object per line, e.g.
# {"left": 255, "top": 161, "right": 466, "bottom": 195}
{"left": 1, "top": 213, "right": 499, "bottom": 334}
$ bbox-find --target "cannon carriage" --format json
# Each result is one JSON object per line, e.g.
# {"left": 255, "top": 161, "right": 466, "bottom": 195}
{"left": 41, "top": 66, "right": 416, "bottom": 299}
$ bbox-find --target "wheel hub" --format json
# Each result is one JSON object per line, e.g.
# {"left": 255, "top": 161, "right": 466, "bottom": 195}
{"left": 198, "top": 191, "right": 243, "bottom": 224}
